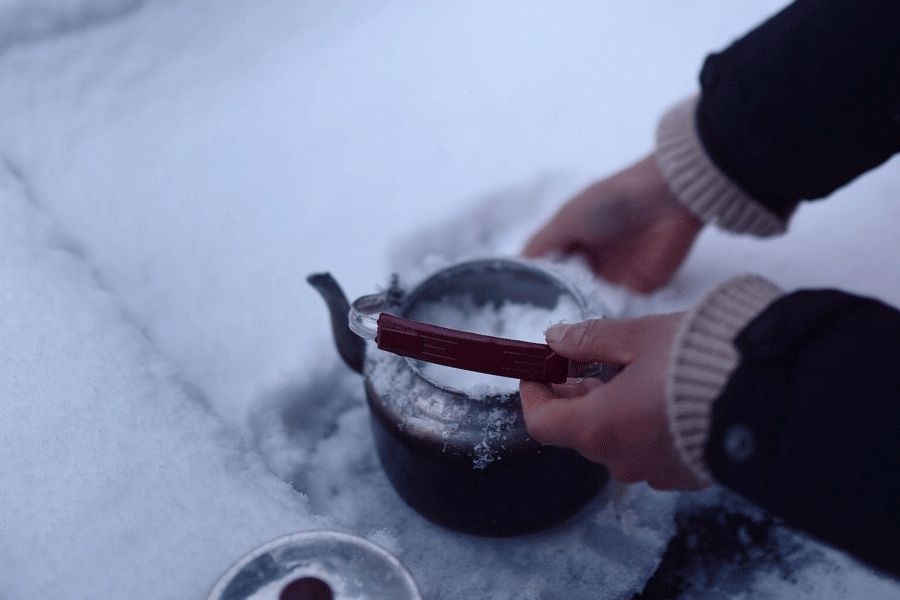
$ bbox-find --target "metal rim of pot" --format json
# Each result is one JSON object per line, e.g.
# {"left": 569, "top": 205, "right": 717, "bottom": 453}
{"left": 350, "top": 257, "right": 605, "bottom": 397}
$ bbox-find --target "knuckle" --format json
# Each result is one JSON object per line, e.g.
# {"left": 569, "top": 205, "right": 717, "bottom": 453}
{"left": 517, "top": 387, "right": 538, "bottom": 413}
{"left": 523, "top": 409, "right": 554, "bottom": 444}
{"left": 570, "top": 321, "right": 593, "bottom": 350}
{"left": 585, "top": 318, "right": 607, "bottom": 340}
{"left": 570, "top": 319, "right": 605, "bottom": 357}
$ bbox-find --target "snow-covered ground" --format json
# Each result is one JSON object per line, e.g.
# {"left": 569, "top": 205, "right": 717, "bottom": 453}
{"left": 0, "top": 164, "right": 326, "bottom": 598}
{"left": 0, "top": 1, "right": 897, "bottom": 598}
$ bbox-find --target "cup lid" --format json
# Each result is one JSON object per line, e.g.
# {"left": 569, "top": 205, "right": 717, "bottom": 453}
{"left": 207, "top": 530, "right": 421, "bottom": 600}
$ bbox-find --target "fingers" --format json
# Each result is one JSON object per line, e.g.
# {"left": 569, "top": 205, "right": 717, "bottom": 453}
{"left": 549, "top": 378, "right": 604, "bottom": 399}
{"left": 519, "top": 381, "right": 593, "bottom": 448}
{"left": 518, "top": 380, "right": 554, "bottom": 414}
{"left": 520, "top": 315, "right": 704, "bottom": 492}
{"left": 545, "top": 318, "right": 643, "bottom": 364}
{"left": 522, "top": 212, "right": 575, "bottom": 258}
{"left": 520, "top": 379, "right": 700, "bottom": 490}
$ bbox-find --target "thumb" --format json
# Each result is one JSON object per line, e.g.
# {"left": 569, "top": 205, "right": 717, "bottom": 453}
{"left": 545, "top": 319, "right": 638, "bottom": 365}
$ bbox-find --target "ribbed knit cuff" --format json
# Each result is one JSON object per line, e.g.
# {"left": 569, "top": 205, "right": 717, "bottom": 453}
{"left": 666, "top": 275, "right": 783, "bottom": 484}
{"left": 655, "top": 96, "right": 788, "bottom": 237}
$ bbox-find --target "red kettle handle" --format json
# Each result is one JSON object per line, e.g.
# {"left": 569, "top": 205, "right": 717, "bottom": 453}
{"left": 376, "top": 313, "right": 570, "bottom": 384}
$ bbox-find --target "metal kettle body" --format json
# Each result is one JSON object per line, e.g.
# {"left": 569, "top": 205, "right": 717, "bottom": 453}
{"left": 309, "top": 259, "right": 609, "bottom": 536}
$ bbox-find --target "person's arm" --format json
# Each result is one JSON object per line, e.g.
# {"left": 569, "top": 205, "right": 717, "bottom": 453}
{"left": 527, "top": 0, "right": 900, "bottom": 290}
{"left": 698, "top": 283, "right": 900, "bottom": 576}
{"left": 521, "top": 279, "right": 900, "bottom": 577}
{"left": 521, "top": 0, "right": 900, "bottom": 576}
{"left": 657, "top": 0, "right": 900, "bottom": 235}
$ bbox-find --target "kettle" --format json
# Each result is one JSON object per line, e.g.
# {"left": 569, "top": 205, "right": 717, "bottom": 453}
{"left": 309, "top": 258, "right": 613, "bottom": 536}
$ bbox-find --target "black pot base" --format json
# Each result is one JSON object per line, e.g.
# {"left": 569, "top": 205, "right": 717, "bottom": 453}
{"left": 367, "top": 389, "right": 609, "bottom": 537}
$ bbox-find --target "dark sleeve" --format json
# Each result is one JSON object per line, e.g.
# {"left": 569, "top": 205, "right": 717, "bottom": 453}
{"left": 696, "top": 0, "right": 900, "bottom": 215}
{"left": 705, "top": 289, "right": 900, "bottom": 576}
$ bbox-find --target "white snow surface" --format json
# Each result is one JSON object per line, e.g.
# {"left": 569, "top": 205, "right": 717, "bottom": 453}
{"left": 0, "top": 0, "right": 898, "bottom": 598}
{"left": 0, "top": 169, "right": 326, "bottom": 598}
{"left": 0, "top": 0, "right": 144, "bottom": 51}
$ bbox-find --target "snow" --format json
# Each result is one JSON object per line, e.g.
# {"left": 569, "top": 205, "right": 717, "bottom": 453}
{"left": 738, "top": 550, "right": 900, "bottom": 600}
{"left": 0, "top": 168, "right": 325, "bottom": 599}
{"left": 0, "top": 0, "right": 144, "bottom": 51}
{"left": 665, "top": 490, "right": 900, "bottom": 600}
{"left": 0, "top": 0, "right": 898, "bottom": 598}
{"left": 251, "top": 343, "right": 679, "bottom": 597}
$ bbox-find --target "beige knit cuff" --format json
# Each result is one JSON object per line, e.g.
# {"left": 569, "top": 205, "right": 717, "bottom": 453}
{"left": 666, "top": 275, "right": 783, "bottom": 484}
{"left": 655, "top": 96, "right": 788, "bottom": 237}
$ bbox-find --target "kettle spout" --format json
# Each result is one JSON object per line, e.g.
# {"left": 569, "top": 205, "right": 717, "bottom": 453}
{"left": 307, "top": 273, "right": 366, "bottom": 374}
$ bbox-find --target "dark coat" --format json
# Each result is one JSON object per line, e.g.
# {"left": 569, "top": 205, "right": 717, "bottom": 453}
{"left": 696, "top": 0, "right": 900, "bottom": 577}
{"left": 696, "top": 0, "right": 900, "bottom": 213}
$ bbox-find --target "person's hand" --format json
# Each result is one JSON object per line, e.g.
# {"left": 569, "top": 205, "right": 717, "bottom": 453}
{"left": 519, "top": 314, "right": 705, "bottom": 490}
{"left": 523, "top": 154, "right": 703, "bottom": 293}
